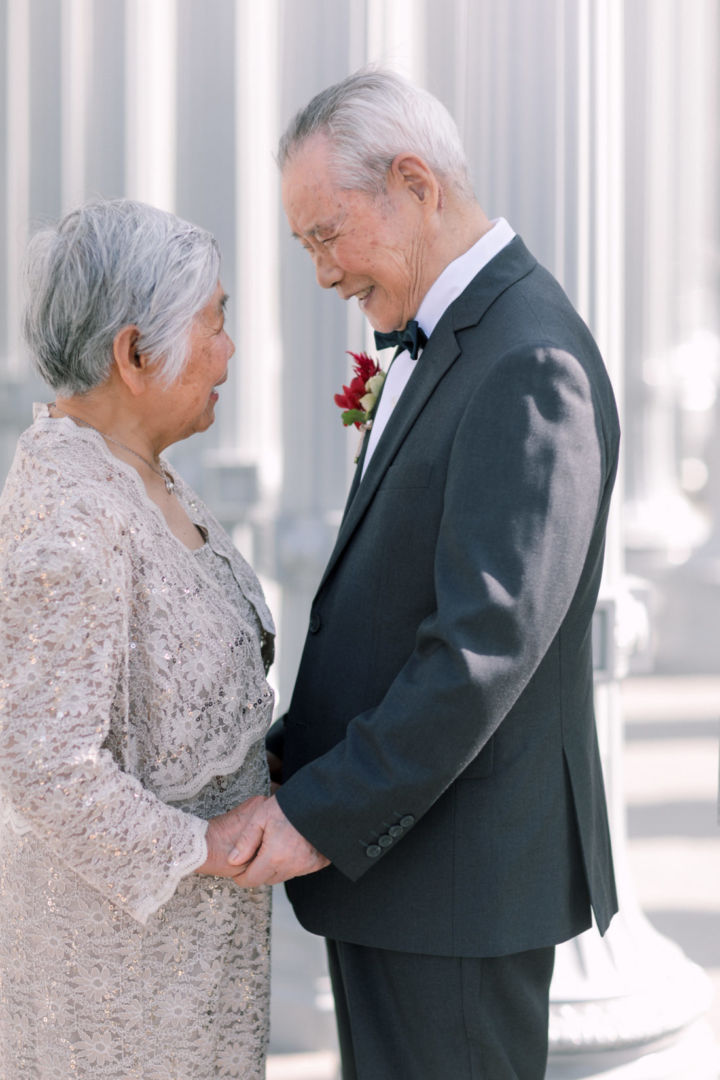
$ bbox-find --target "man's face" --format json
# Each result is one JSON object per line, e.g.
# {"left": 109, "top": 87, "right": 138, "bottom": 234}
{"left": 282, "top": 135, "right": 430, "bottom": 333}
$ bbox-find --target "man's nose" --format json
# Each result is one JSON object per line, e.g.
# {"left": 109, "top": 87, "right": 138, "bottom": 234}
{"left": 315, "top": 250, "right": 341, "bottom": 290}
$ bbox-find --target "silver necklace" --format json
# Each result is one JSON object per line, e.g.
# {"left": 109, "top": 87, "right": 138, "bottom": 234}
{"left": 50, "top": 403, "right": 175, "bottom": 494}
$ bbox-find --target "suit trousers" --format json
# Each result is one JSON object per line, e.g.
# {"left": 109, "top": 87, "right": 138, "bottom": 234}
{"left": 326, "top": 938, "right": 555, "bottom": 1080}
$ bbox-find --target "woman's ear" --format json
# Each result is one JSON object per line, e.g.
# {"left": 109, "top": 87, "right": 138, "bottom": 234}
{"left": 113, "top": 326, "right": 151, "bottom": 396}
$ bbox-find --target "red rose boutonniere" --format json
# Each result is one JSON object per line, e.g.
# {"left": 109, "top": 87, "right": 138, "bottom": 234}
{"left": 334, "top": 351, "right": 386, "bottom": 429}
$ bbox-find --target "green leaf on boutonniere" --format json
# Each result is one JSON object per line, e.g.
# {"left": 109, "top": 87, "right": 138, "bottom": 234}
{"left": 341, "top": 408, "right": 368, "bottom": 427}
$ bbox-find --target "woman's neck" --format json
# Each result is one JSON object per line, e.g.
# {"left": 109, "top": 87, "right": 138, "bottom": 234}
{"left": 52, "top": 389, "right": 163, "bottom": 464}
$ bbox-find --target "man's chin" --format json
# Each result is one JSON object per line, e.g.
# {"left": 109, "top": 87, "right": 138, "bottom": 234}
{"left": 364, "top": 313, "right": 404, "bottom": 335}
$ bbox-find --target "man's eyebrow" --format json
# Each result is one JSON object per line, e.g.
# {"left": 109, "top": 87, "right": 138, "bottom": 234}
{"left": 291, "top": 227, "right": 319, "bottom": 241}
{"left": 291, "top": 219, "right": 339, "bottom": 242}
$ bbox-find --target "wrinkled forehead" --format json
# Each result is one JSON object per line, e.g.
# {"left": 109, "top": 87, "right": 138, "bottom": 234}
{"left": 282, "top": 147, "right": 351, "bottom": 237}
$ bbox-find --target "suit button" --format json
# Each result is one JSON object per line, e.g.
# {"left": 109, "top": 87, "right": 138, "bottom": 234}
{"left": 309, "top": 612, "right": 321, "bottom": 633}
{"left": 378, "top": 834, "right": 393, "bottom": 848}
{"left": 366, "top": 844, "right": 382, "bottom": 858}
{"left": 399, "top": 815, "right": 415, "bottom": 829}
{"left": 388, "top": 825, "right": 403, "bottom": 839}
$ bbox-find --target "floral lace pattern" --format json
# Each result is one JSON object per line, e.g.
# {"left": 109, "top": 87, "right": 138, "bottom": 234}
{"left": 0, "top": 408, "right": 275, "bottom": 1079}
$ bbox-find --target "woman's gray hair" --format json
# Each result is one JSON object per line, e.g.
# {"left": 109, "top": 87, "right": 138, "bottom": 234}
{"left": 278, "top": 67, "right": 473, "bottom": 199}
{"left": 23, "top": 198, "right": 221, "bottom": 394}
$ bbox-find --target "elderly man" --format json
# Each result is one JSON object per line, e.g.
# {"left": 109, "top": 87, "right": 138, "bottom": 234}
{"left": 232, "top": 68, "right": 619, "bottom": 1079}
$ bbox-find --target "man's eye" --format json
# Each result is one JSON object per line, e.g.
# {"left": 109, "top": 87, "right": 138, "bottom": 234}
{"left": 320, "top": 235, "right": 337, "bottom": 245}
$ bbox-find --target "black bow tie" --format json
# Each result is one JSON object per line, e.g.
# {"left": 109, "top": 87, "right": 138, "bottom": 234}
{"left": 374, "top": 320, "right": 428, "bottom": 360}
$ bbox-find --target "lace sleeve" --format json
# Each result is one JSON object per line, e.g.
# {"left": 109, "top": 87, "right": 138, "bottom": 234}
{"left": 0, "top": 511, "right": 209, "bottom": 925}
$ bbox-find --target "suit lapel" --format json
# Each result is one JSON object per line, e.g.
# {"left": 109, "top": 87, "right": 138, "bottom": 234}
{"left": 318, "top": 321, "right": 459, "bottom": 593}
{"left": 317, "top": 237, "right": 537, "bottom": 595}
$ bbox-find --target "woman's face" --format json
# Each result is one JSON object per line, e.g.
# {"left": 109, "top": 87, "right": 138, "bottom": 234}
{"left": 161, "top": 281, "right": 234, "bottom": 441}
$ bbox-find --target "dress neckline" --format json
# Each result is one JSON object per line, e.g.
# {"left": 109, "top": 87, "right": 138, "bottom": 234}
{"left": 35, "top": 404, "right": 208, "bottom": 555}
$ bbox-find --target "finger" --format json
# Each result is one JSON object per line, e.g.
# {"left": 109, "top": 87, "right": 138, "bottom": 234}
{"left": 232, "top": 853, "right": 279, "bottom": 888}
{"left": 228, "top": 858, "right": 252, "bottom": 875}
{"left": 228, "top": 822, "right": 265, "bottom": 865}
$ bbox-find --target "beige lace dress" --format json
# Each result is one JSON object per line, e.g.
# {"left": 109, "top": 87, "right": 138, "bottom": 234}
{"left": 0, "top": 407, "right": 276, "bottom": 1079}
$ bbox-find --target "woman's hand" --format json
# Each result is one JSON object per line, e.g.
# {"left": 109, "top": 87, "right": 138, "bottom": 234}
{"left": 195, "top": 796, "right": 267, "bottom": 880}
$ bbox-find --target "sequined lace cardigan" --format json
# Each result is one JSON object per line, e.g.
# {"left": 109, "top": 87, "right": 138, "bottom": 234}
{"left": 0, "top": 409, "right": 275, "bottom": 924}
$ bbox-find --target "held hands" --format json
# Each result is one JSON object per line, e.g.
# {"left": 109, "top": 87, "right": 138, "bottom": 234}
{"left": 196, "top": 794, "right": 330, "bottom": 887}
{"left": 195, "top": 796, "right": 267, "bottom": 885}
{"left": 230, "top": 795, "right": 330, "bottom": 887}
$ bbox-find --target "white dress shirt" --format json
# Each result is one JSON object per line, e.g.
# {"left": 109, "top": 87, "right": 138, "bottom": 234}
{"left": 362, "top": 217, "right": 516, "bottom": 476}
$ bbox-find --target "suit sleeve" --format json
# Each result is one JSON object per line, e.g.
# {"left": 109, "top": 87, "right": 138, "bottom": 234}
{"left": 276, "top": 345, "right": 609, "bottom": 879}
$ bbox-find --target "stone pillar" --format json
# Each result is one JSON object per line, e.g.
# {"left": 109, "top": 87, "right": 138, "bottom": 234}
{"left": 622, "top": 0, "right": 720, "bottom": 672}
{"left": 124, "top": 0, "right": 177, "bottom": 209}
{"left": 2, "top": 0, "right": 30, "bottom": 379}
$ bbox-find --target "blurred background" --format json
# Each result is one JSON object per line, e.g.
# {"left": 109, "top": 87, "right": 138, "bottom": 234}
{"left": 0, "top": 1, "right": 717, "bottom": 1077}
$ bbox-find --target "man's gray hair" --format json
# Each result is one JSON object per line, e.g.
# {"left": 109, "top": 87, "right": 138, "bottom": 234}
{"left": 278, "top": 67, "right": 473, "bottom": 198}
{"left": 23, "top": 198, "right": 221, "bottom": 395}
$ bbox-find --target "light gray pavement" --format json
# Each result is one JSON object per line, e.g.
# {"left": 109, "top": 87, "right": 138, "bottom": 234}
{"left": 266, "top": 674, "right": 720, "bottom": 1078}
{"left": 621, "top": 676, "right": 720, "bottom": 1053}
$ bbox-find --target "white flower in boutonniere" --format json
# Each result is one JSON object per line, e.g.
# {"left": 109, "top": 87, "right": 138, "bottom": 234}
{"left": 360, "top": 371, "right": 385, "bottom": 413}
{"left": 334, "top": 351, "right": 387, "bottom": 464}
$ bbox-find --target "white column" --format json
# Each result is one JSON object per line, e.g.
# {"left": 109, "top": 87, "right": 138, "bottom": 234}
{"left": 60, "top": 0, "right": 92, "bottom": 212}
{"left": 124, "top": 0, "right": 177, "bottom": 210}
{"left": 233, "top": 0, "right": 282, "bottom": 493}
{"left": 4, "top": 0, "right": 30, "bottom": 376}
{"left": 573, "top": 0, "right": 591, "bottom": 324}
{"left": 230, "top": 0, "right": 284, "bottom": 682}
{"left": 623, "top": 0, "right": 708, "bottom": 567}
{"left": 366, "top": 0, "right": 424, "bottom": 78}
{"left": 637, "top": 0, "right": 720, "bottom": 674}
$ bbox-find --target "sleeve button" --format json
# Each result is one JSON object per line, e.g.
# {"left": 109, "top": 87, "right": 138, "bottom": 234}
{"left": 388, "top": 825, "right": 404, "bottom": 838}
{"left": 378, "top": 834, "right": 393, "bottom": 848}
{"left": 366, "top": 844, "right": 382, "bottom": 858}
{"left": 399, "top": 815, "right": 415, "bottom": 829}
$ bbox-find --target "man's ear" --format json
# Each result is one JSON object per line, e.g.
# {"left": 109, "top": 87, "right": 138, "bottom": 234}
{"left": 113, "top": 325, "right": 152, "bottom": 396}
{"left": 390, "top": 153, "right": 439, "bottom": 208}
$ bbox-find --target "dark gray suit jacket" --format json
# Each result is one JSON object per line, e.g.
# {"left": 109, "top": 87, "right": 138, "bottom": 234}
{"left": 271, "top": 236, "right": 619, "bottom": 958}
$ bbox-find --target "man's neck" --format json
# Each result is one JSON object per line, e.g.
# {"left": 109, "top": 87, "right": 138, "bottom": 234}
{"left": 417, "top": 201, "right": 492, "bottom": 311}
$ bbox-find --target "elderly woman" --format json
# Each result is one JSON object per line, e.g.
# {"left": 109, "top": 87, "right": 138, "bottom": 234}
{"left": 0, "top": 199, "right": 275, "bottom": 1079}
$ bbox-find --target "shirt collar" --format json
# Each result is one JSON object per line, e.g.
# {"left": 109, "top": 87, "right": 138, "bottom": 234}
{"left": 415, "top": 218, "right": 516, "bottom": 339}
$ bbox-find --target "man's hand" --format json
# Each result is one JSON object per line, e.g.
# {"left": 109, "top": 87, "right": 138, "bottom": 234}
{"left": 228, "top": 795, "right": 330, "bottom": 887}
{"left": 195, "top": 796, "right": 267, "bottom": 881}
